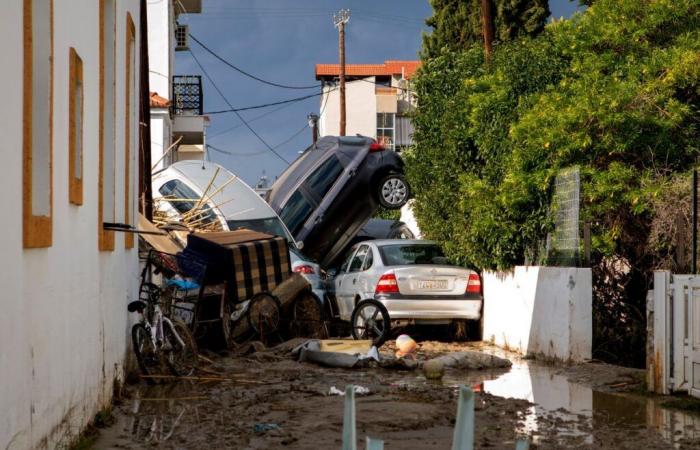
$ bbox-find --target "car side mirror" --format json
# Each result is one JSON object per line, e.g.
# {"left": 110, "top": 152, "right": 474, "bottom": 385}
{"left": 296, "top": 241, "right": 304, "bottom": 250}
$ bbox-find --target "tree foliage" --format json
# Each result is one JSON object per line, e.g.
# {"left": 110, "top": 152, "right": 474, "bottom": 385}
{"left": 408, "top": 0, "right": 700, "bottom": 271}
{"left": 421, "top": 0, "right": 551, "bottom": 59}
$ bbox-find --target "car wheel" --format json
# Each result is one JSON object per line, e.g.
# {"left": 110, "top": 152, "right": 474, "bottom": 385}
{"left": 377, "top": 174, "right": 410, "bottom": 209}
{"left": 351, "top": 299, "right": 391, "bottom": 346}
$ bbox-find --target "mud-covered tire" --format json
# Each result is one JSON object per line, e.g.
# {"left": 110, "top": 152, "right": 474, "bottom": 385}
{"left": 377, "top": 174, "right": 410, "bottom": 209}
{"left": 351, "top": 299, "right": 391, "bottom": 346}
{"left": 291, "top": 292, "right": 327, "bottom": 339}
{"left": 163, "top": 319, "right": 198, "bottom": 377}
{"left": 247, "top": 293, "right": 281, "bottom": 336}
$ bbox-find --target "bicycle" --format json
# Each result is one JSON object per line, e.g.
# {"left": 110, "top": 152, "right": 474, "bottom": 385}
{"left": 128, "top": 280, "right": 198, "bottom": 381}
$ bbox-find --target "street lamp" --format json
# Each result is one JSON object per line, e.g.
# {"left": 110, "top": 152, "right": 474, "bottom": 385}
{"left": 307, "top": 113, "right": 319, "bottom": 145}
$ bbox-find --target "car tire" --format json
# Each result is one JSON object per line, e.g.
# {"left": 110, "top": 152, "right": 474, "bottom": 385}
{"left": 351, "top": 299, "right": 391, "bottom": 346}
{"left": 377, "top": 174, "right": 410, "bottom": 209}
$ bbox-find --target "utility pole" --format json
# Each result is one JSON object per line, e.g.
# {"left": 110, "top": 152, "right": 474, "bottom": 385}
{"left": 307, "top": 113, "right": 319, "bottom": 145}
{"left": 481, "top": 0, "right": 494, "bottom": 62}
{"left": 334, "top": 9, "right": 350, "bottom": 136}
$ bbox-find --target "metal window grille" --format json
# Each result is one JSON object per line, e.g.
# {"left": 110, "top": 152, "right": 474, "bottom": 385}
{"left": 547, "top": 167, "right": 581, "bottom": 267}
{"left": 172, "top": 75, "right": 203, "bottom": 115}
{"left": 175, "top": 24, "right": 189, "bottom": 51}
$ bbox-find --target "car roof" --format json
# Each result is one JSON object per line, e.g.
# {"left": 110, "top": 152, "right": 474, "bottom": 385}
{"left": 155, "top": 161, "right": 280, "bottom": 222}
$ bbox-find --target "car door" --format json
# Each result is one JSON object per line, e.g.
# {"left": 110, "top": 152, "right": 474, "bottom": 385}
{"left": 334, "top": 246, "right": 359, "bottom": 320}
{"left": 340, "top": 244, "right": 371, "bottom": 312}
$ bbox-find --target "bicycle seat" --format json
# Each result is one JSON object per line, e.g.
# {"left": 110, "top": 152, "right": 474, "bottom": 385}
{"left": 127, "top": 300, "right": 147, "bottom": 313}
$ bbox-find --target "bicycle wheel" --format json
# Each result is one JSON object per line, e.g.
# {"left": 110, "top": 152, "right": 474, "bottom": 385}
{"left": 247, "top": 293, "right": 281, "bottom": 336}
{"left": 163, "top": 319, "right": 198, "bottom": 377}
{"left": 291, "top": 292, "right": 326, "bottom": 339}
{"left": 132, "top": 323, "right": 160, "bottom": 379}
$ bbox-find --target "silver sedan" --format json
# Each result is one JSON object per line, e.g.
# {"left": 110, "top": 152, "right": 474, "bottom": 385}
{"left": 331, "top": 240, "right": 482, "bottom": 338}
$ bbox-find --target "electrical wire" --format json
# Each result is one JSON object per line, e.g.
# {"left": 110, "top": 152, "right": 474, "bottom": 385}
{"left": 208, "top": 101, "right": 296, "bottom": 139}
{"left": 208, "top": 122, "right": 310, "bottom": 157}
{"left": 203, "top": 91, "right": 324, "bottom": 115}
{"left": 189, "top": 33, "right": 320, "bottom": 90}
{"left": 187, "top": 48, "right": 291, "bottom": 165}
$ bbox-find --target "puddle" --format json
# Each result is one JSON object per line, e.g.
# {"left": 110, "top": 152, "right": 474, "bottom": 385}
{"left": 441, "top": 362, "right": 700, "bottom": 448}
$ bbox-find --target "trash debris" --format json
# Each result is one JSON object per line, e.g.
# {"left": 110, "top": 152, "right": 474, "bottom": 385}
{"left": 319, "top": 339, "right": 372, "bottom": 354}
{"left": 423, "top": 358, "right": 445, "bottom": 380}
{"left": 424, "top": 351, "right": 512, "bottom": 371}
{"left": 293, "top": 340, "right": 380, "bottom": 369}
{"left": 253, "top": 423, "right": 281, "bottom": 434}
{"left": 329, "top": 385, "right": 370, "bottom": 396}
{"left": 395, "top": 334, "right": 417, "bottom": 359}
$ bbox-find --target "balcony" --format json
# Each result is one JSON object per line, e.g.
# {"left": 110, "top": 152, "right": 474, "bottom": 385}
{"left": 172, "top": 75, "right": 202, "bottom": 116}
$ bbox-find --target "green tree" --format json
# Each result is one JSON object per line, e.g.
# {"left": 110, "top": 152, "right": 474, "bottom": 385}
{"left": 421, "top": 0, "right": 550, "bottom": 58}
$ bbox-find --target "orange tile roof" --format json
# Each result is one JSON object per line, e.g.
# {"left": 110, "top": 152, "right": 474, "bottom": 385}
{"left": 149, "top": 92, "right": 170, "bottom": 108}
{"left": 315, "top": 60, "right": 421, "bottom": 80}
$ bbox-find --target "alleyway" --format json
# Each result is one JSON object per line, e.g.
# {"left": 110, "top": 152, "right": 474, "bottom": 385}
{"left": 94, "top": 341, "right": 700, "bottom": 449}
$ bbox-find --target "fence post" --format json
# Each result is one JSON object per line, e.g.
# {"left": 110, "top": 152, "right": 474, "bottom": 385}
{"left": 515, "top": 438, "right": 530, "bottom": 450}
{"left": 366, "top": 436, "right": 384, "bottom": 450}
{"left": 451, "top": 386, "right": 475, "bottom": 450}
{"left": 342, "top": 385, "right": 357, "bottom": 450}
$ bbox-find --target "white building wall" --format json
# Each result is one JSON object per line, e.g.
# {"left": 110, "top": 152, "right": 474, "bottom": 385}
{"left": 147, "top": 0, "right": 173, "bottom": 100}
{"left": 150, "top": 110, "right": 172, "bottom": 171}
{"left": 319, "top": 78, "right": 377, "bottom": 138}
{"left": 0, "top": 1, "right": 141, "bottom": 448}
{"left": 483, "top": 267, "right": 592, "bottom": 362}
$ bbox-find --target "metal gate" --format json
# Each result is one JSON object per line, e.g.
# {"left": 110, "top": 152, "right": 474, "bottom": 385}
{"left": 650, "top": 271, "right": 700, "bottom": 397}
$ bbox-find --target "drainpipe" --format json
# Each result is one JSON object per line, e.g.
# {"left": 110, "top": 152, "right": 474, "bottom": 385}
{"left": 139, "top": 0, "right": 153, "bottom": 220}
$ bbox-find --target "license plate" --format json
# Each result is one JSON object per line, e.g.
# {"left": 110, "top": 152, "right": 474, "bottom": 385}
{"left": 417, "top": 279, "right": 447, "bottom": 290}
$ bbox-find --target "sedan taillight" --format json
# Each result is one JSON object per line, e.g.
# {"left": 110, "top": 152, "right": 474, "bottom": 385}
{"left": 369, "top": 143, "right": 385, "bottom": 152}
{"left": 375, "top": 272, "right": 399, "bottom": 294}
{"left": 293, "top": 264, "right": 316, "bottom": 275}
{"left": 466, "top": 273, "right": 482, "bottom": 294}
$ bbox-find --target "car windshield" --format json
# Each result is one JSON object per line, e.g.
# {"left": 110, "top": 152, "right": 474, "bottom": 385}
{"left": 159, "top": 179, "right": 218, "bottom": 226}
{"left": 378, "top": 244, "right": 448, "bottom": 266}
{"left": 227, "top": 217, "right": 294, "bottom": 243}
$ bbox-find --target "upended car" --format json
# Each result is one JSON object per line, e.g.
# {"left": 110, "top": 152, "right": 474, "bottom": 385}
{"left": 330, "top": 239, "right": 483, "bottom": 345}
{"left": 267, "top": 135, "right": 410, "bottom": 267}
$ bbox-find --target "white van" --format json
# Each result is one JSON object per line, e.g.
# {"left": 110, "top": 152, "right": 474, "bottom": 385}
{"left": 152, "top": 161, "right": 325, "bottom": 300}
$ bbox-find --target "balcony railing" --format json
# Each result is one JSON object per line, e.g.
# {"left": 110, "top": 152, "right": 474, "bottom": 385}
{"left": 172, "top": 75, "right": 203, "bottom": 116}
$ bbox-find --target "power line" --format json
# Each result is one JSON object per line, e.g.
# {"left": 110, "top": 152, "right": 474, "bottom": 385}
{"left": 189, "top": 33, "right": 320, "bottom": 90}
{"left": 208, "top": 101, "right": 296, "bottom": 139}
{"left": 208, "top": 122, "right": 310, "bottom": 157}
{"left": 204, "top": 91, "right": 324, "bottom": 115}
{"left": 187, "top": 48, "right": 291, "bottom": 165}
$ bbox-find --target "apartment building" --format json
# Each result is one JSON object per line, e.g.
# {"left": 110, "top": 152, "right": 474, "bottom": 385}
{"left": 148, "top": 0, "right": 208, "bottom": 170}
{"left": 0, "top": 1, "right": 145, "bottom": 447}
{"left": 315, "top": 60, "right": 420, "bottom": 151}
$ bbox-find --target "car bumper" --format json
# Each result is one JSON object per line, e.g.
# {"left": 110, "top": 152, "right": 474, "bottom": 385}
{"left": 374, "top": 294, "right": 483, "bottom": 321}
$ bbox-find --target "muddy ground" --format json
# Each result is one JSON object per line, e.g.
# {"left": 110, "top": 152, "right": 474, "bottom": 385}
{"left": 93, "top": 340, "right": 700, "bottom": 449}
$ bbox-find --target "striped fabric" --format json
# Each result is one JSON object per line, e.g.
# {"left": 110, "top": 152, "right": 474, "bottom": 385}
{"left": 183, "top": 231, "right": 291, "bottom": 302}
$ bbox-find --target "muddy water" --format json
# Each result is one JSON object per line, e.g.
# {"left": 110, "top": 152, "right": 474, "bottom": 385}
{"left": 95, "top": 345, "right": 700, "bottom": 449}
{"left": 436, "top": 362, "right": 700, "bottom": 448}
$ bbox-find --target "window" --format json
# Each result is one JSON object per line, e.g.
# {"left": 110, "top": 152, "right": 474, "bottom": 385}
{"left": 376, "top": 113, "right": 395, "bottom": 151}
{"left": 340, "top": 247, "right": 357, "bottom": 273}
{"left": 159, "top": 180, "right": 217, "bottom": 226}
{"left": 306, "top": 155, "right": 343, "bottom": 199}
{"left": 175, "top": 24, "right": 189, "bottom": 51}
{"left": 99, "top": 0, "right": 116, "bottom": 250}
{"left": 23, "top": 0, "right": 53, "bottom": 248}
{"left": 378, "top": 244, "right": 447, "bottom": 266}
{"left": 124, "top": 14, "right": 136, "bottom": 248}
{"left": 361, "top": 248, "right": 374, "bottom": 271}
{"left": 68, "top": 48, "right": 83, "bottom": 205}
{"left": 349, "top": 245, "right": 369, "bottom": 272}
{"left": 279, "top": 191, "right": 314, "bottom": 235}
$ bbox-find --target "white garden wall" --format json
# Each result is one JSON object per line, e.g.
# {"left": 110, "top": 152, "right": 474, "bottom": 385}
{"left": 483, "top": 267, "right": 592, "bottom": 362}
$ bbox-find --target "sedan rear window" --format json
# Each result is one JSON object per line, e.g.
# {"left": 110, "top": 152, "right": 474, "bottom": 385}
{"left": 306, "top": 155, "right": 343, "bottom": 199}
{"left": 159, "top": 179, "right": 218, "bottom": 226}
{"left": 279, "top": 191, "right": 314, "bottom": 235}
{"left": 378, "top": 244, "right": 446, "bottom": 266}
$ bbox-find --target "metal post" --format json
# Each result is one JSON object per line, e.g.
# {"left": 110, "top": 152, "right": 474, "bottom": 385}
{"left": 342, "top": 385, "right": 357, "bottom": 450}
{"left": 307, "top": 113, "right": 319, "bottom": 145}
{"left": 451, "top": 386, "right": 474, "bottom": 450}
{"left": 334, "top": 9, "right": 350, "bottom": 136}
{"left": 366, "top": 437, "right": 384, "bottom": 450}
{"left": 693, "top": 169, "right": 697, "bottom": 274}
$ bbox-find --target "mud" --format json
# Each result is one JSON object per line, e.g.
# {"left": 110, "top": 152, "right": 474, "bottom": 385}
{"left": 94, "top": 341, "right": 700, "bottom": 449}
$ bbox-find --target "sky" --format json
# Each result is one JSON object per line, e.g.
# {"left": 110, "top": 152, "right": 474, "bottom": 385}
{"left": 175, "top": 0, "right": 585, "bottom": 186}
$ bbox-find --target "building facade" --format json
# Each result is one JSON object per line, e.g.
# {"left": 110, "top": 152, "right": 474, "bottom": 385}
{"left": 315, "top": 60, "right": 420, "bottom": 151}
{"left": 148, "top": 0, "right": 207, "bottom": 170}
{"left": 0, "top": 1, "right": 144, "bottom": 448}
